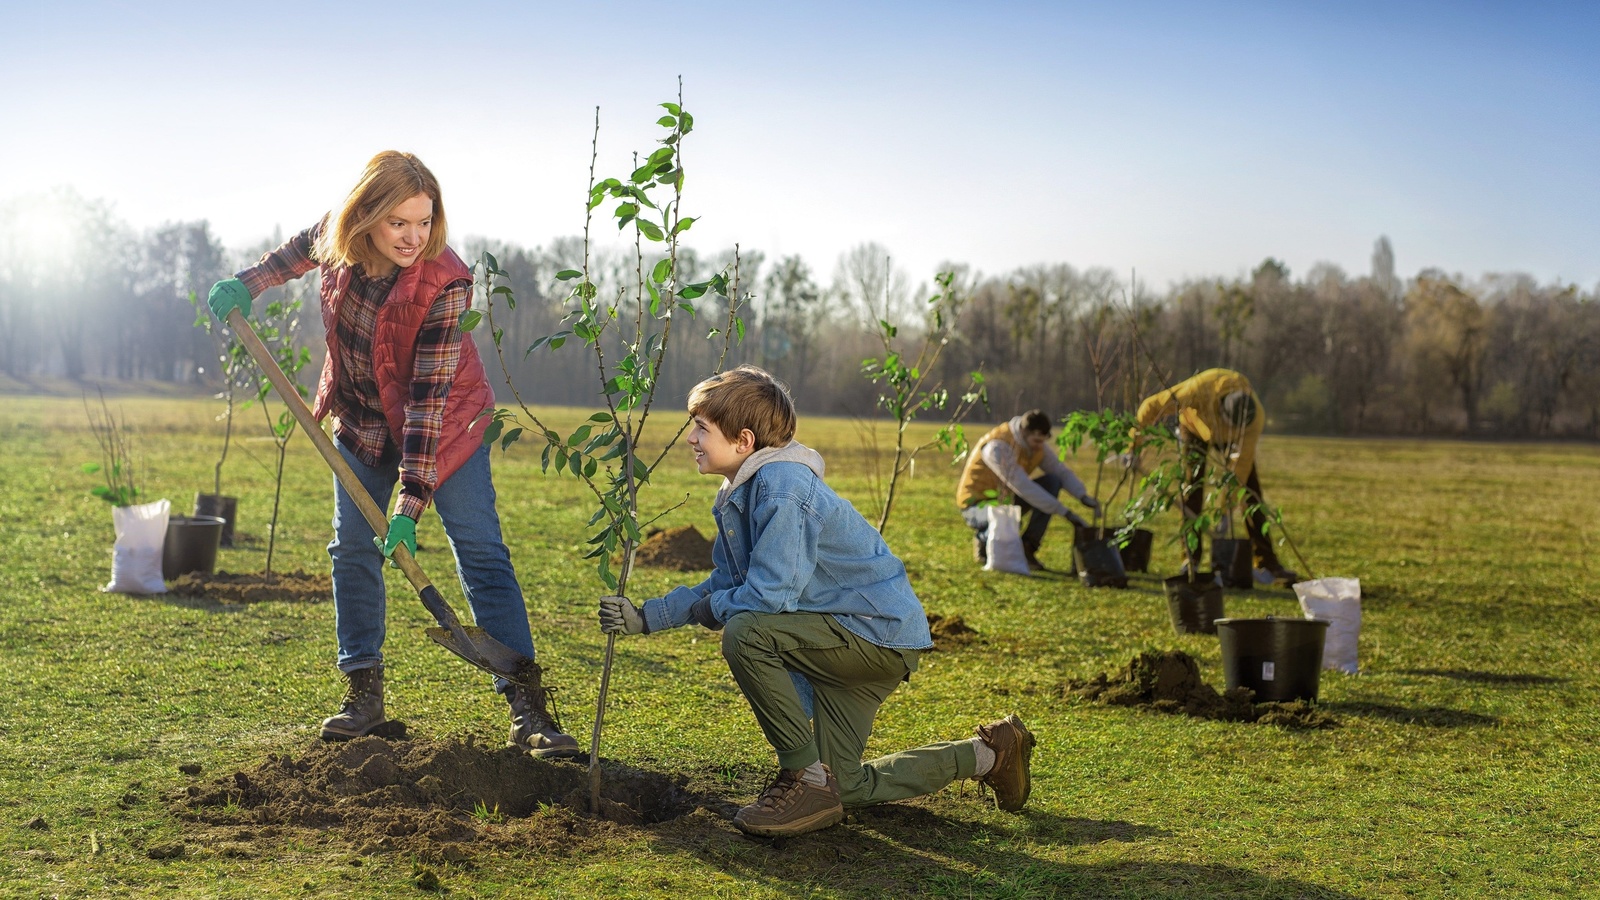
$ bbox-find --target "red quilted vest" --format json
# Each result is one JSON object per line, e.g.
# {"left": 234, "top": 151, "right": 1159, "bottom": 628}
{"left": 311, "top": 247, "right": 494, "bottom": 489}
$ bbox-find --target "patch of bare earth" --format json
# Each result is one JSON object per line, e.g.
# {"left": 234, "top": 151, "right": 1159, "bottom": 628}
{"left": 170, "top": 735, "right": 705, "bottom": 863}
{"left": 926, "top": 613, "right": 979, "bottom": 651}
{"left": 633, "top": 525, "right": 715, "bottom": 571}
{"left": 167, "top": 570, "right": 332, "bottom": 604}
{"left": 1066, "top": 650, "right": 1337, "bottom": 728}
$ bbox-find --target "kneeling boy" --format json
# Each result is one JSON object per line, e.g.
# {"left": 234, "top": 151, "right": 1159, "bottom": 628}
{"left": 598, "top": 365, "right": 1035, "bottom": 837}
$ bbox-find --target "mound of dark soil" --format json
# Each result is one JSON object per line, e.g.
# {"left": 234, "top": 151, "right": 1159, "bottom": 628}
{"left": 167, "top": 570, "right": 332, "bottom": 604}
{"left": 170, "top": 736, "right": 700, "bottom": 862}
{"left": 634, "top": 525, "right": 716, "bottom": 571}
{"left": 927, "top": 613, "right": 979, "bottom": 651}
{"left": 1067, "top": 650, "right": 1337, "bottom": 728}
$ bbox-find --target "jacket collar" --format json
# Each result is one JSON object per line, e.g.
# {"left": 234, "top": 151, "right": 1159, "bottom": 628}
{"left": 716, "top": 440, "right": 826, "bottom": 510}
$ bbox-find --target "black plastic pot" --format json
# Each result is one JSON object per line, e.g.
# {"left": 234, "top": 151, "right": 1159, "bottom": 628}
{"left": 1074, "top": 534, "right": 1129, "bottom": 588}
{"left": 1163, "top": 573, "right": 1224, "bottom": 634}
{"left": 1212, "top": 537, "right": 1254, "bottom": 590}
{"left": 1117, "top": 527, "right": 1154, "bottom": 573}
{"left": 193, "top": 493, "right": 237, "bottom": 547}
{"left": 163, "top": 515, "right": 226, "bottom": 581}
{"left": 1216, "top": 616, "right": 1329, "bottom": 702}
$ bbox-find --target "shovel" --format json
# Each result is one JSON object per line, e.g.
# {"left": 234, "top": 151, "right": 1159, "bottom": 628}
{"left": 228, "top": 309, "right": 535, "bottom": 688}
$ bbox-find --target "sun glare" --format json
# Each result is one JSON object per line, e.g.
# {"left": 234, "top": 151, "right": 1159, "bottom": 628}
{"left": 1, "top": 194, "right": 82, "bottom": 275}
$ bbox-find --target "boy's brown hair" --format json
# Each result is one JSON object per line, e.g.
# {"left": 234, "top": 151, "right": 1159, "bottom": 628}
{"left": 314, "top": 150, "right": 449, "bottom": 271}
{"left": 687, "top": 365, "right": 796, "bottom": 450}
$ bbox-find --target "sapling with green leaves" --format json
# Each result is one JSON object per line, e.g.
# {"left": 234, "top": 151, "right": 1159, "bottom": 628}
{"left": 858, "top": 270, "right": 987, "bottom": 534}
{"left": 190, "top": 290, "right": 253, "bottom": 499}
{"left": 81, "top": 388, "right": 141, "bottom": 507}
{"left": 461, "top": 87, "right": 746, "bottom": 811}
{"left": 241, "top": 290, "right": 314, "bottom": 574}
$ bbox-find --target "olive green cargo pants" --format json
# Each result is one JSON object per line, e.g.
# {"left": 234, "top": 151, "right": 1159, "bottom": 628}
{"left": 721, "top": 610, "right": 977, "bottom": 807}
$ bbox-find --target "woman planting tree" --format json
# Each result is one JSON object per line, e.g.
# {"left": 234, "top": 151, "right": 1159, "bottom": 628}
{"left": 206, "top": 151, "right": 579, "bottom": 757}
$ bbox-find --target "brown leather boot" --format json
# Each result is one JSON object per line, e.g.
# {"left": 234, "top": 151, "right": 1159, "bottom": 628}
{"left": 320, "top": 665, "right": 386, "bottom": 741}
{"left": 507, "top": 663, "right": 581, "bottom": 759}
{"left": 976, "top": 714, "right": 1035, "bottom": 812}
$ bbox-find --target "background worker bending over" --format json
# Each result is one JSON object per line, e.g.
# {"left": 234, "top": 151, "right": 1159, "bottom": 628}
{"left": 1134, "top": 368, "right": 1297, "bottom": 584}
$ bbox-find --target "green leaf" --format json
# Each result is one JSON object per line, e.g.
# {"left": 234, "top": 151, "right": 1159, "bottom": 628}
{"left": 679, "top": 111, "right": 693, "bottom": 133}
{"left": 679, "top": 282, "right": 707, "bottom": 300}
{"left": 735, "top": 317, "right": 746, "bottom": 341}
{"left": 657, "top": 115, "right": 677, "bottom": 127}
{"left": 589, "top": 412, "right": 613, "bottom": 423}
{"left": 458, "top": 309, "right": 483, "bottom": 332}
{"left": 555, "top": 269, "right": 582, "bottom": 281}
{"left": 636, "top": 219, "right": 664, "bottom": 241}
{"left": 660, "top": 101, "right": 682, "bottom": 115}
{"left": 672, "top": 217, "right": 696, "bottom": 235}
{"left": 81, "top": 462, "right": 101, "bottom": 474}
{"left": 483, "top": 419, "right": 505, "bottom": 446}
{"left": 652, "top": 257, "right": 672, "bottom": 284}
{"left": 500, "top": 427, "right": 524, "bottom": 451}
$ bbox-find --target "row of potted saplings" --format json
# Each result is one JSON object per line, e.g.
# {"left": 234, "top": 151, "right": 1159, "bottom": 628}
{"left": 1056, "top": 410, "right": 1330, "bottom": 704}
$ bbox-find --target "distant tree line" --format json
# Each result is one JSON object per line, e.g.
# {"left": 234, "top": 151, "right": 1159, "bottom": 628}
{"left": 4, "top": 189, "right": 1598, "bottom": 439}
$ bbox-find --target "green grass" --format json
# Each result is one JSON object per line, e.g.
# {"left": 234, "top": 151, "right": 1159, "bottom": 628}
{"left": 1, "top": 395, "right": 1597, "bottom": 898}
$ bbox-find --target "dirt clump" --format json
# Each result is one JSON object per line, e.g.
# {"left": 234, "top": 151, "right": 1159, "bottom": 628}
{"left": 633, "top": 525, "right": 716, "bottom": 571}
{"left": 171, "top": 735, "right": 699, "bottom": 861}
{"left": 167, "top": 570, "right": 332, "bottom": 604}
{"left": 926, "top": 613, "right": 979, "bottom": 651}
{"left": 1068, "top": 650, "right": 1336, "bottom": 728}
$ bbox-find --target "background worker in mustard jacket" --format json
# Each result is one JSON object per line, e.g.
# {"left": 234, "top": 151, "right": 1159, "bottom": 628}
{"left": 1134, "top": 369, "right": 1298, "bottom": 584}
{"left": 956, "top": 410, "right": 1098, "bottom": 570}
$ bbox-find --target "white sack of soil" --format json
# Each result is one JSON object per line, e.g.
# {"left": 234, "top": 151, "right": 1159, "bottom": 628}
{"left": 984, "top": 505, "right": 1031, "bottom": 576}
{"left": 1295, "top": 577, "right": 1360, "bottom": 673}
{"left": 104, "top": 498, "right": 169, "bottom": 594}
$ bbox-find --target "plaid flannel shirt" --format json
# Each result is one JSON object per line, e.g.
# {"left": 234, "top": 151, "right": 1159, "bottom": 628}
{"left": 237, "top": 222, "right": 469, "bottom": 520}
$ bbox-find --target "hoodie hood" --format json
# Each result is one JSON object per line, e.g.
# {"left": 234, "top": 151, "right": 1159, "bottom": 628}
{"left": 716, "top": 440, "right": 826, "bottom": 509}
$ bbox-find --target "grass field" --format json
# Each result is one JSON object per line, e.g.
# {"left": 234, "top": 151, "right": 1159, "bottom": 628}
{"left": 1, "top": 394, "right": 1597, "bottom": 898}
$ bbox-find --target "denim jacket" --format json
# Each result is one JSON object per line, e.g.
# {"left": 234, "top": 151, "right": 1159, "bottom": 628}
{"left": 642, "top": 441, "right": 933, "bottom": 651}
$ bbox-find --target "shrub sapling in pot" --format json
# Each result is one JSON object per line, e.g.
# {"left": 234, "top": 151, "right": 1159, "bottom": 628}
{"left": 189, "top": 289, "right": 249, "bottom": 546}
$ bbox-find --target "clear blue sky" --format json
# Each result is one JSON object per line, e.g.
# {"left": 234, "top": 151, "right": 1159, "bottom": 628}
{"left": 3, "top": 0, "right": 1595, "bottom": 292}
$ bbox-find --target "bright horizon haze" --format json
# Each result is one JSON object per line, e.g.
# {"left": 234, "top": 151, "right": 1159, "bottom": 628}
{"left": 3, "top": 0, "right": 1596, "bottom": 293}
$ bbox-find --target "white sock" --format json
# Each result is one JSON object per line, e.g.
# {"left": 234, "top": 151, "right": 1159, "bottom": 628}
{"left": 799, "top": 761, "right": 829, "bottom": 786}
{"left": 971, "top": 737, "right": 995, "bottom": 777}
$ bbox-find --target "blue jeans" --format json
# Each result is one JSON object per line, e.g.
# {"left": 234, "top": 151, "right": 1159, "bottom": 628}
{"left": 329, "top": 441, "right": 535, "bottom": 686}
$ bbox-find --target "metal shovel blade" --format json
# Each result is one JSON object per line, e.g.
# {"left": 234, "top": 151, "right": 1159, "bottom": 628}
{"left": 425, "top": 625, "right": 533, "bottom": 686}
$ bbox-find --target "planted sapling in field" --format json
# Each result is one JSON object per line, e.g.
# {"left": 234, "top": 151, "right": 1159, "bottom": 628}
{"left": 462, "top": 86, "right": 747, "bottom": 811}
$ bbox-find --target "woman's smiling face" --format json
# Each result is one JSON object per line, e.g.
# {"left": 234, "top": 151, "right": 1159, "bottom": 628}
{"left": 368, "top": 192, "right": 433, "bottom": 274}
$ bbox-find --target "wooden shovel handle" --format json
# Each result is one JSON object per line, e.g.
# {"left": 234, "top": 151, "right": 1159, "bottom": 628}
{"left": 226, "top": 309, "right": 464, "bottom": 631}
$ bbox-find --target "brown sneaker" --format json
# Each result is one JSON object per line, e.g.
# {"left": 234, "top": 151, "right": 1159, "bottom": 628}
{"left": 506, "top": 664, "right": 581, "bottom": 759}
{"left": 976, "top": 714, "right": 1035, "bottom": 812}
{"left": 733, "top": 766, "right": 845, "bottom": 837}
{"left": 321, "top": 665, "right": 386, "bottom": 741}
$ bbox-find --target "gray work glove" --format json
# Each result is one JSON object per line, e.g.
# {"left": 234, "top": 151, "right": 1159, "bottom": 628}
{"left": 598, "top": 595, "right": 646, "bottom": 635}
{"left": 1078, "top": 494, "right": 1102, "bottom": 515}
{"left": 1062, "top": 510, "right": 1089, "bottom": 529}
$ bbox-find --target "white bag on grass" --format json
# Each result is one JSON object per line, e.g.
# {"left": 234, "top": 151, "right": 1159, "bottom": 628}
{"left": 1295, "top": 577, "right": 1360, "bottom": 673}
{"left": 104, "top": 499, "right": 169, "bottom": 595}
{"left": 983, "top": 505, "right": 1031, "bottom": 576}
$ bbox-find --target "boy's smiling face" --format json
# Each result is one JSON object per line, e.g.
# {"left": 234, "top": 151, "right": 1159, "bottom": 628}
{"left": 687, "top": 414, "right": 755, "bottom": 480}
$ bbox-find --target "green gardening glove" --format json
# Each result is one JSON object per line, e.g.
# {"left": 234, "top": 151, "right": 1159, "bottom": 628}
{"left": 207, "top": 278, "right": 252, "bottom": 321}
{"left": 375, "top": 514, "right": 417, "bottom": 566}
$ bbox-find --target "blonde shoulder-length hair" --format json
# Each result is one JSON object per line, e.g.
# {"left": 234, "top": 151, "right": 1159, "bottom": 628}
{"left": 313, "top": 151, "right": 449, "bottom": 270}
